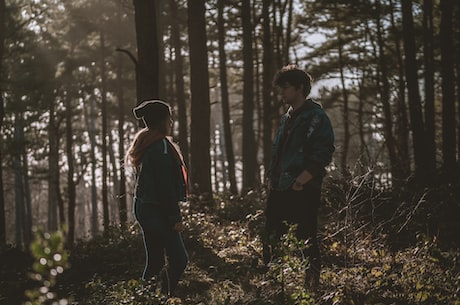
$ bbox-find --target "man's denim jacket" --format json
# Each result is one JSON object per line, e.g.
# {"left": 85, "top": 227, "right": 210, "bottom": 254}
{"left": 134, "top": 138, "right": 187, "bottom": 225}
{"left": 268, "top": 99, "right": 335, "bottom": 191}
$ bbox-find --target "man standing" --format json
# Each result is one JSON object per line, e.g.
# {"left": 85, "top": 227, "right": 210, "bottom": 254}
{"left": 264, "top": 65, "right": 335, "bottom": 291}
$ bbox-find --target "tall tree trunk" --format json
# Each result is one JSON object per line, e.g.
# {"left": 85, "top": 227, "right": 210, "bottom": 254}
{"left": 262, "top": 0, "right": 273, "bottom": 179}
{"left": 457, "top": 60, "right": 460, "bottom": 167}
{"left": 423, "top": 0, "right": 436, "bottom": 179}
{"left": 439, "top": 0, "right": 457, "bottom": 178}
{"left": 187, "top": 0, "right": 212, "bottom": 197}
{"left": 64, "top": 60, "right": 76, "bottom": 247}
{"left": 116, "top": 53, "right": 127, "bottom": 227}
{"left": 44, "top": 85, "right": 65, "bottom": 231}
{"left": 455, "top": 3, "right": 460, "bottom": 162}
{"left": 212, "top": 135, "right": 219, "bottom": 192}
{"left": 13, "top": 115, "right": 32, "bottom": 246}
{"left": 170, "top": 0, "right": 190, "bottom": 166}
{"left": 217, "top": 0, "right": 237, "bottom": 194}
{"left": 376, "top": 0, "right": 400, "bottom": 187}
{"left": 254, "top": 31, "right": 262, "bottom": 172}
{"left": 166, "top": 47, "right": 175, "bottom": 103}
{"left": 0, "top": 0, "right": 7, "bottom": 246}
{"left": 334, "top": 4, "right": 350, "bottom": 177}
{"left": 133, "top": 0, "right": 160, "bottom": 103}
{"left": 65, "top": 98, "right": 76, "bottom": 247}
{"left": 21, "top": 137, "right": 32, "bottom": 245}
{"left": 66, "top": 127, "right": 77, "bottom": 245}
{"left": 100, "top": 32, "right": 110, "bottom": 232}
{"left": 401, "top": 0, "right": 427, "bottom": 182}
{"left": 389, "top": 0, "right": 410, "bottom": 178}
{"left": 84, "top": 97, "right": 98, "bottom": 235}
{"left": 273, "top": 0, "right": 286, "bottom": 67}
{"left": 48, "top": 95, "right": 60, "bottom": 231}
{"left": 157, "top": 0, "right": 166, "bottom": 99}
{"left": 241, "top": 0, "right": 258, "bottom": 191}
{"left": 283, "top": 0, "right": 294, "bottom": 64}
{"left": 108, "top": 127, "right": 120, "bottom": 222}
{"left": 357, "top": 70, "right": 371, "bottom": 165}
{"left": 14, "top": 118, "right": 25, "bottom": 249}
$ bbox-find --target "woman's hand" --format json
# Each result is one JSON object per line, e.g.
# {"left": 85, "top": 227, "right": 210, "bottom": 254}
{"left": 291, "top": 180, "right": 304, "bottom": 191}
{"left": 173, "top": 222, "right": 185, "bottom": 232}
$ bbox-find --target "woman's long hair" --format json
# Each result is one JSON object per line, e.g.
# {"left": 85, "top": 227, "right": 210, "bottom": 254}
{"left": 126, "top": 128, "right": 164, "bottom": 170}
{"left": 126, "top": 127, "right": 188, "bottom": 195}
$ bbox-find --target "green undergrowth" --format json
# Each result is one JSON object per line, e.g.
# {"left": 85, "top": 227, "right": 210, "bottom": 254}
{"left": 56, "top": 187, "right": 459, "bottom": 305}
{"left": 3, "top": 178, "right": 460, "bottom": 305}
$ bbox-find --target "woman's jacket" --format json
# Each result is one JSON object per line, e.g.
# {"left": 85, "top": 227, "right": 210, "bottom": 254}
{"left": 134, "top": 138, "right": 187, "bottom": 225}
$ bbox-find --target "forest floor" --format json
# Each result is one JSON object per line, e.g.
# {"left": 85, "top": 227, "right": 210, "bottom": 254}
{"left": 1, "top": 190, "right": 460, "bottom": 305}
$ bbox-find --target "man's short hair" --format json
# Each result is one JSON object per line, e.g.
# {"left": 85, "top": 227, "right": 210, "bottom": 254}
{"left": 273, "top": 64, "right": 312, "bottom": 97}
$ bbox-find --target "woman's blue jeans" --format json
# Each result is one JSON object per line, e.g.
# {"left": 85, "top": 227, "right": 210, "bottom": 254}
{"left": 134, "top": 200, "right": 188, "bottom": 296}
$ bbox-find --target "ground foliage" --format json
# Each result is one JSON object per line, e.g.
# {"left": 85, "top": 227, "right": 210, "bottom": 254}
{"left": 1, "top": 174, "right": 460, "bottom": 305}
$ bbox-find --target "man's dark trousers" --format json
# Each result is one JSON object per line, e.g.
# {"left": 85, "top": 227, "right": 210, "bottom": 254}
{"left": 264, "top": 186, "right": 321, "bottom": 288}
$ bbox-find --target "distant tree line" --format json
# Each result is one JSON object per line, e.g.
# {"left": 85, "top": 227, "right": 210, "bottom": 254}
{"left": 0, "top": 0, "right": 459, "bottom": 248}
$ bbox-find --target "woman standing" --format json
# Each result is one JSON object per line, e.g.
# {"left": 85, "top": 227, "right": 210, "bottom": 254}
{"left": 127, "top": 100, "right": 188, "bottom": 296}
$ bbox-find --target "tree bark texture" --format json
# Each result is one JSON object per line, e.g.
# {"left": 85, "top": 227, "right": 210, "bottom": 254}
{"left": 13, "top": 127, "right": 24, "bottom": 248}
{"left": 389, "top": 0, "right": 410, "bottom": 178}
{"left": 116, "top": 53, "right": 127, "bottom": 227}
{"left": 423, "top": 0, "right": 436, "bottom": 178}
{"left": 439, "top": 0, "right": 457, "bottom": 176}
{"left": 64, "top": 60, "right": 76, "bottom": 248}
{"left": 401, "top": 0, "right": 428, "bottom": 182}
{"left": 273, "top": 0, "right": 286, "bottom": 68}
{"left": 334, "top": 3, "right": 350, "bottom": 177}
{"left": 0, "top": 0, "right": 6, "bottom": 246}
{"left": 21, "top": 131, "right": 32, "bottom": 246}
{"left": 375, "top": 0, "right": 400, "bottom": 186}
{"left": 100, "top": 32, "right": 110, "bottom": 233}
{"left": 84, "top": 96, "right": 98, "bottom": 235}
{"left": 48, "top": 94, "right": 63, "bottom": 232}
{"left": 133, "top": 0, "right": 160, "bottom": 103}
{"left": 283, "top": 0, "right": 294, "bottom": 65}
{"left": 187, "top": 0, "right": 212, "bottom": 196}
{"left": 14, "top": 115, "right": 32, "bottom": 247}
{"left": 455, "top": 2, "right": 460, "bottom": 161}
{"left": 262, "top": 0, "right": 274, "bottom": 178}
{"left": 241, "top": 0, "right": 258, "bottom": 191}
{"left": 170, "top": 0, "right": 190, "bottom": 167}
{"left": 217, "top": 0, "right": 238, "bottom": 194}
